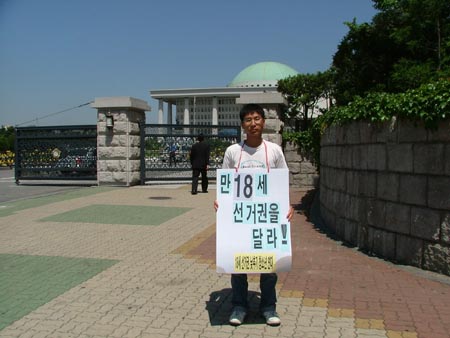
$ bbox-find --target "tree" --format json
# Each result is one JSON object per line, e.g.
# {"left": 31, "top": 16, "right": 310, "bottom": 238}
{"left": 277, "top": 70, "right": 334, "bottom": 131}
{"left": 0, "top": 126, "right": 15, "bottom": 152}
{"left": 373, "top": 0, "right": 450, "bottom": 88}
{"left": 332, "top": 19, "right": 401, "bottom": 104}
{"left": 332, "top": 0, "right": 450, "bottom": 105}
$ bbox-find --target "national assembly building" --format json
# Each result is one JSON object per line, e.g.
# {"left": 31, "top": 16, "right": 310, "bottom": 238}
{"left": 150, "top": 61, "right": 298, "bottom": 133}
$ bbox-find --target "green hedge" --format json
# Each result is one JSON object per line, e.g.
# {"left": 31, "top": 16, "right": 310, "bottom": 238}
{"left": 322, "top": 79, "right": 450, "bottom": 128}
{"left": 283, "top": 79, "right": 450, "bottom": 170}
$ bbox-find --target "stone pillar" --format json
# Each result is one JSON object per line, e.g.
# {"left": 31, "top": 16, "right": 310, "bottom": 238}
{"left": 92, "top": 96, "right": 151, "bottom": 186}
{"left": 212, "top": 97, "right": 218, "bottom": 124}
{"left": 183, "top": 98, "right": 190, "bottom": 124}
{"left": 212, "top": 96, "right": 218, "bottom": 135}
{"left": 167, "top": 103, "right": 173, "bottom": 124}
{"left": 158, "top": 99, "right": 164, "bottom": 124}
{"left": 183, "top": 97, "right": 190, "bottom": 134}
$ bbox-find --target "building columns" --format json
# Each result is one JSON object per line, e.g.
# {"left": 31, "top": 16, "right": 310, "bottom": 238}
{"left": 158, "top": 99, "right": 164, "bottom": 124}
{"left": 167, "top": 103, "right": 173, "bottom": 124}
{"left": 157, "top": 100, "right": 174, "bottom": 124}
{"left": 212, "top": 97, "right": 218, "bottom": 125}
{"left": 183, "top": 98, "right": 190, "bottom": 124}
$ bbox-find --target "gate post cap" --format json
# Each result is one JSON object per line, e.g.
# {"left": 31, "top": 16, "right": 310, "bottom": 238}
{"left": 91, "top": 97, "right": 151, "bottom": 112}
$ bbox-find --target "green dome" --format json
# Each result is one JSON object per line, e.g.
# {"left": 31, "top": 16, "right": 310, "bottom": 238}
{"left": 228, "top": 61, "right": 298, "bottom": 88}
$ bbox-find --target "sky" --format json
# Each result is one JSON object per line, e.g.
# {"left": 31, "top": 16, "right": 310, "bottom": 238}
{"left": 0, "top": 0, "right": 377, "bottom": 127}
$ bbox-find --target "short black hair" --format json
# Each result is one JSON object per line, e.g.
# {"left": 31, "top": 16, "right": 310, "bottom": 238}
{"left": 197, "top": 133, "right": 205, "bottom": 141}
{"left": 239, "top": 103, "right": 265, "bottom": 122}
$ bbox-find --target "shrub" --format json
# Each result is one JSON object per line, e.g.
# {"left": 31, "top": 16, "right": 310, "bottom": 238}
{"left": 283, "top": 79, "right": 450, "bottom": 171}
{"left": 0, "top": 150, "right": 14, "bottom": 167}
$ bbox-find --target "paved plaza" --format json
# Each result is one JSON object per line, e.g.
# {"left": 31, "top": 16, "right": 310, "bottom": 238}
{"left": 0, "top": 184, "right": 449, "bottom": 338}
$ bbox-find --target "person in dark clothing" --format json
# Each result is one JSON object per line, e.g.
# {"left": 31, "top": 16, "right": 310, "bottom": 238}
{"left": 190, "top": 134, "right": 210, "bottom": 194}
{"left": 169, "top": 143, "right": 177, "bottom": 166}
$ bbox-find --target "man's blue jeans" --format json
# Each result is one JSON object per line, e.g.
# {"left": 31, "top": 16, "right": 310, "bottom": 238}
{"left": 231, "top": 273, "right": 277, "bottom": 311}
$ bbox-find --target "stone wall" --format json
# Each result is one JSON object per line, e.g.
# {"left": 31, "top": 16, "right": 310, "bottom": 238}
{"left": 319, "top": 118, "right": 450, "bottom": 275}
{"left": 284, "top": 142, "right": 319, "bottom": 189}
{"left": 259, "top": 104, "right": 319, "bottom": 190}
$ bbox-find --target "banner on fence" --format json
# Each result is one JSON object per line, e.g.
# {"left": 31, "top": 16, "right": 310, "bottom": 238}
{"left": 216, "top": 168, "right": 292, "bottom": 274}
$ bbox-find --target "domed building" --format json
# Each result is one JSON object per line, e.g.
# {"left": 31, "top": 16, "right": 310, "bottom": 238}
{"left": 150, "top": 61, "right": 298, "bottom": 140}
{"left": 228, "top": 61, "right": 298, "bottom": 88}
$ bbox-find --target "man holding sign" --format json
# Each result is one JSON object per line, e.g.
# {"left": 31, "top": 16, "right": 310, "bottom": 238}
{"left": 214, "top": 103, "right": 294, "bottom": 326}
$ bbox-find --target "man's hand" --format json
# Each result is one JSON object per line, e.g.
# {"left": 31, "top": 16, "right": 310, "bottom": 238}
{"left": 214, "top": 200, "right": 218, "bottom": 212}
{"left": 286, "top": 205, "right": 294, "bottom": 221}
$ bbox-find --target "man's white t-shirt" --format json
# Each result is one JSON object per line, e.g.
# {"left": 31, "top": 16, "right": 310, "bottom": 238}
{"left": 222, "top": 140, "right": 287, "bottom": 170}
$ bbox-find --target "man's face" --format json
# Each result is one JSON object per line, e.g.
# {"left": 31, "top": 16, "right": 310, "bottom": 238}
{"left": 241, "top": 111, "right": 265, "bottom": 136}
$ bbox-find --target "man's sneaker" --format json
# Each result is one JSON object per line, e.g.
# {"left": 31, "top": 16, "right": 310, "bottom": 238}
{"left": 229, "top": 307, "right": 247, "bottom": 326}
{"left": 262, "top": 310, "right": 281, "bottom": 326}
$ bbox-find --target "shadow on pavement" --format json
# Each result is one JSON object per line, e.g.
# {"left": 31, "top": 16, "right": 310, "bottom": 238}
{"left": 297, "top": 188, "right": 344, "bottom": 243}
{"left": 206, "top": 288, "right": 265, "bottom": 326}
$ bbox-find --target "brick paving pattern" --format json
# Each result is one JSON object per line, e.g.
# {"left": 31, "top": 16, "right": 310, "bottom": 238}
{"left": 0, "top": 185, "right": 449, "bottom": 338}
{"left": 0, "top": 254, "right": 117, "bottom": 331}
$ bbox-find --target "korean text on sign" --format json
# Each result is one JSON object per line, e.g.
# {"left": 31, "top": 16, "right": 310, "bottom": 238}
{"left": 216, "top": 168, "right": 292, "bottom": 274}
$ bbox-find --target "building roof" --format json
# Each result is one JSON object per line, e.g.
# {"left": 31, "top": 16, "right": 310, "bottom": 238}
{"left": 228, "top": 61, "right": 298, "bottom": 88}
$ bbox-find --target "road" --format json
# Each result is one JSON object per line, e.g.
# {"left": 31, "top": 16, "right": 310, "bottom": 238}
{"left": 0, "top": 167, "right": 95, "bottom": 203}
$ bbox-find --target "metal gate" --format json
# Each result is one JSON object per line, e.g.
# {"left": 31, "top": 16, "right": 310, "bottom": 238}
{"left": 15, "top": 125, "right": 97, "bottom": 184}
{"left": 141, "top": 124, "right": 241, "bottom": 183}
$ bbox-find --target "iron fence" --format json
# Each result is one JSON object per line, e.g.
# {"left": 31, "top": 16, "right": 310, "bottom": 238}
{"left": 141, "top": 124, "right": 241, "bottom": 183}
{"left": 14, "top": 123, "right": 241, "bottom": 184}
{"left": 15, "top": 125, "right": 97, "bottom": 183}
